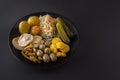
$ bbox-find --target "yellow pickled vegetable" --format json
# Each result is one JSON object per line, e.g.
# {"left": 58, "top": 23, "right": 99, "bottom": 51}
{"left": 52, "top": 37, "right": 62, "bottom": 44}
{"left": 56, "top": 42, "right": 65, "bottom": 50}
{"left": 50, "top": 38, "right": 70, "bottom": 57}
{"left": 50, "top": 44, "right": 57, "bottom": 54}
{"left": 56, "top": 52, "right": 66, "bottom": 57}
{"left": 56, "top": 42, "right": 70, "bottom": 53}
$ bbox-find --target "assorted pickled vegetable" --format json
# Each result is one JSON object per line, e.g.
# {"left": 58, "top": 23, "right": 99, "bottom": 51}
{"left": 12, "top": 14, "right": 74, "bottom": 63}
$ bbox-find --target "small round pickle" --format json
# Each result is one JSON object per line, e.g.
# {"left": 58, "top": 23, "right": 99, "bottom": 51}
{"left": 39, "top": 44, "right": 45, "bottom": 50}
{"left": 45, "top": 40, "right": 51, "bottom": 46}
{"left": 43, "top": 54, "right": 50, "bottom": 63}
{"left": 44, "top": 48, "right": 51, "bottom": 54}
{"left": 50, "top": 53, "right": 57, "bottom": 62}
{"left": 37, "top": 50, "right": 43, "bottom": 56}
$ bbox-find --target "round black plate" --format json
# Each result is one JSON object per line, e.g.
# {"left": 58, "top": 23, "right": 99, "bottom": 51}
{"left": 9, "top": 12, "right": 79, "bottom": 69}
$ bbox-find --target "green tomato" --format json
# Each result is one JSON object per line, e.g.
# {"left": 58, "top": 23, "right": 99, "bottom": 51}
{"left": 27, "top": 16, "right": 40, "bottom": 26}
{"left": 19, "top": 21, "right": 30, "bottom": 34}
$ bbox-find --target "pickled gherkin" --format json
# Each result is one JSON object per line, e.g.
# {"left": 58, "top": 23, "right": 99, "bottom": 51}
{"left": 56, "top": 23, "right": 70, "bottom": 44}
{"left": 56, "top": 17, "right": 74, "bottom": 38}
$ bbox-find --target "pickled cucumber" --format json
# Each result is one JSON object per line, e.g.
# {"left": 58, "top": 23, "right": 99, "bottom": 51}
{"left": 56, "top": 17, "right": 73, "bottom": 38}
{"left": 56, "top": 23, "right": 70, "bottom": 44}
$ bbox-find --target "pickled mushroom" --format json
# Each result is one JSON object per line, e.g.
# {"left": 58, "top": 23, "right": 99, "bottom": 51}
{"left": 18, "top": 33, "right": 33, "bottom": 47}
{"left": 12, "top": 37, "right": 23, "bottom": 50}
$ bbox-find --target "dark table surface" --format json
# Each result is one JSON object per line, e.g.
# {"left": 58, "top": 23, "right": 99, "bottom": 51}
{"left": 0, "top": 0, "right": 119, "bottom": 80}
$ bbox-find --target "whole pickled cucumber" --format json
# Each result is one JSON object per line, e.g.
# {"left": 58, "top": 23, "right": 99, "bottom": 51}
{"left": 56, "top": 23, "right": 70, "bottom": 44}
{"left": 56, "top": 17, "right": 74, "bottom": 38}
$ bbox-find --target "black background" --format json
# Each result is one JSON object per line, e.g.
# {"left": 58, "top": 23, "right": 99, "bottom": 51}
{"left": 0, "top": 0, "right": 119, "bottom": 80}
